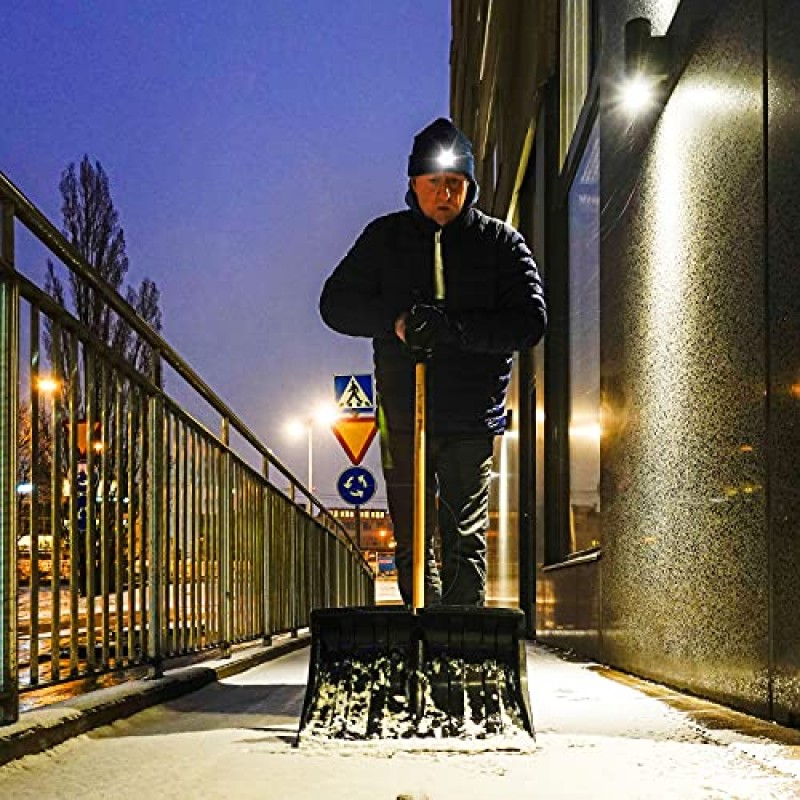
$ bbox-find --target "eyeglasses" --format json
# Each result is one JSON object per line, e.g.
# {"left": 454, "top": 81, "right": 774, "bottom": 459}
{"left": 420, "top": 175, "right": 467, "bottom": 194}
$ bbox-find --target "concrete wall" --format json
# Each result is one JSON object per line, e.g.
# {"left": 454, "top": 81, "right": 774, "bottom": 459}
{"left": 766, "top": 0, "right": 800, "bottom": 728}
{"left": 599, "top": 0, "right": 770, "bottom": 717}
{"left": 532, "top": 0, "right": 800, "bottom": 724}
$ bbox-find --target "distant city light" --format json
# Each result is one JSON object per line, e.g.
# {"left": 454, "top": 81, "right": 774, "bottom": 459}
{"left": 286, "top": 420, "right": 306, "bottom": 439}
{"left": 287, "top": 403, "right": 340, "bottom": 438}
{"left": 37, "top": 376, "right": 60, "bottom": 394}
{"left": 314, "top": 403, "right": 340, "bottom": 426}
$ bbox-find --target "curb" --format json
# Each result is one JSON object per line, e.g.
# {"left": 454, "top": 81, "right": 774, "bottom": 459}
{"left": 0, "top": 634, "right": 310, "bottom": 767}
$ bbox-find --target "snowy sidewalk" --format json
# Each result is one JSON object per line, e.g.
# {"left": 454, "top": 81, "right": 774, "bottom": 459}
{"left": 1, "top": 643, "right": 800, "bottom": 799}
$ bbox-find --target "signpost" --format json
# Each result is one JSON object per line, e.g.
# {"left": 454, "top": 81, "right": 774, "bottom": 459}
{"left": 331, "top": 418, "right": 377, "bottom": 465}
{"left": 336, "top": 466, "right": 377, "bottom": 506}
{"left": 336, "top": 465, "right": 377, "bottom": 548}
{"left": 331, "top": 373, "right": 378, "bottom": 466}
{"left": 334, "top": 374, "right": 374, "bottom": 415}
{"left": 331, "top": 374, "right": 380, "bottom": 545}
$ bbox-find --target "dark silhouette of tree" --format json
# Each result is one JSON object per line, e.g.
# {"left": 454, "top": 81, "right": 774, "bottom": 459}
{"left": 42, "top": 156, "right": 163, "bottom": 595}
{"left": 45, "top": 155, "right": 162, "bottom": 376}
{"left": 17, "top": 401, "right": 54, "bottom": 519}
{"left": 18, "top": 402, "right": 53, "bottom": 478}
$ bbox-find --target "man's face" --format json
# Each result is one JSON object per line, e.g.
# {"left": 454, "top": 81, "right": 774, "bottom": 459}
{"left": 411, "top": 172, "right": 468, "bottom": 226}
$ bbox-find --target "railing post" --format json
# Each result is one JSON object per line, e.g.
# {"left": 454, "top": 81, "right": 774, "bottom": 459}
{"left": 220, "top": 418, "right": 232, "bottom": 657}
{"left": 261, "top": 456, "right": 272, "bottom": 647}
{"left": 0, "top": 200, "right": 19, "bottom": 723}
{"left": 291, "top": 513, "right": 299, "bottom": 637}
{"left": 147, "top": 357, "right": 165, "bottom": 678}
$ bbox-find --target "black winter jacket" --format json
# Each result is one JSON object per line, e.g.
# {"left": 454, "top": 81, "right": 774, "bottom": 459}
{"left": 319, "top": 201, "right": 546, "bottom": 436}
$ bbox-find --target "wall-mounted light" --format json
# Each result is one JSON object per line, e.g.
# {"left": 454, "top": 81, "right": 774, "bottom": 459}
{"left": 622, "top": 17, "right": 673, "bottom": 114}
{"left": 620, "top": 74, "right": 658, "bottom": 114}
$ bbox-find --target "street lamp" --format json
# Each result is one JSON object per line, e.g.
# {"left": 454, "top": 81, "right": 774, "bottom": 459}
{"left": 37, "top": 376, "right": 60, "bottom": 395}
{"left": 285, "top": 403, "right": 340, "bottom": 492}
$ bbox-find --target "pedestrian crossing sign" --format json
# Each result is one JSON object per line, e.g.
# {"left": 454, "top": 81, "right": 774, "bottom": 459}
{"left": 334, "top": 374, "right": 375, "bottom": 416}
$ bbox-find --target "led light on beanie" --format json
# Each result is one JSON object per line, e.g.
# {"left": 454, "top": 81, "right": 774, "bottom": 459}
{"left": 407, "top": 117, "right": 481, "bottom": 206}
{"left": 436, "top": 147, "right": 457, "bottom": 168}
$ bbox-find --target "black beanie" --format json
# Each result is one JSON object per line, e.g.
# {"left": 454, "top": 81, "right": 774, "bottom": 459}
{"left": 408, "top": 118, "right": 475, "bottom": 180}
{"left": 407, "top": 118, "right": 479, "bottom": 204}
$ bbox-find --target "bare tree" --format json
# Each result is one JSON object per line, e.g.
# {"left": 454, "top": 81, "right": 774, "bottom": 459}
{"left": 42, "top": 156, "right": 163, "bottom": 594}
{"left": 45, "top": 155, "right": 162, "bottom": 383}
{"left": 17, "top": 402, "right": 54, "bottom": 510}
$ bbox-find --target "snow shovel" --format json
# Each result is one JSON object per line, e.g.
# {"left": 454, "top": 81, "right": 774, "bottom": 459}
{"left": 296, "top": 361, "right": 534, "bottom": 743}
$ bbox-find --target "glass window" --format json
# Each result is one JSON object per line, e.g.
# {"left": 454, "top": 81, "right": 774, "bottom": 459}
{"left": 559, "top": 0, "right": 592, "bottom": 169}
{"left": 567, "top": 119, "right": 600, "bottom": 553}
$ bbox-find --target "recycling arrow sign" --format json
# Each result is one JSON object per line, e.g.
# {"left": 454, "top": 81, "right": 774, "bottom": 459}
{"left": 336, "top": 466, "right": 376, "bottom": 506}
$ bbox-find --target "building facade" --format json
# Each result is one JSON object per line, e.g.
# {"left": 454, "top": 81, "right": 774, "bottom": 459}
{"left": 328, "top": 507, "right": 395, "bottom": 573}
{"left": 451, "top": 0, "right": 800, "bottom": 726}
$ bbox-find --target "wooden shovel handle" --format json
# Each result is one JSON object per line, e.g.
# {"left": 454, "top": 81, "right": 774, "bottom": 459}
{"left": 412, "top": 360, "right": 426, "bottom": 611}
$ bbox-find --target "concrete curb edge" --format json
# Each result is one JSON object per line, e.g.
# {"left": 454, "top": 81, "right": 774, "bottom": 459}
{"left": 0, "top": 634, "right": 310, "bottom": 767}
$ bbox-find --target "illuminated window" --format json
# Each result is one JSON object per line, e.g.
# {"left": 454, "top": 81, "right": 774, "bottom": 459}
{"left": 559, "top": 0, "right": 593, "bottom": 169}
{"left": 567, "top": 119, "right": 601, "bottom": 554}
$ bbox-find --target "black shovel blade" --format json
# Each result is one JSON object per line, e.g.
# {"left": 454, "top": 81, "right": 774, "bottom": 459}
{"left": 418, "top": 606, "right": 534, "bottom": 739}
{"left": 296, "top": 605, "right": 534, "bottom": 744}
{"left": 296, "top": 606, "right": 418, "bottom": 741}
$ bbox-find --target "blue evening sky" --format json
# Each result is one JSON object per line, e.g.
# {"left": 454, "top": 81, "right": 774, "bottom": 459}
{"left": 2, "top": 1, "right": 451, "bottom": 504}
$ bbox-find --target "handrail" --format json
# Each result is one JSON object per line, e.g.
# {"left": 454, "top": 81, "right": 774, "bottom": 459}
{"left": 0, "top": 169, "right": 376, "bottom": 725}
{"left": 0, "top": 170, "right": 363, "bottom": 562}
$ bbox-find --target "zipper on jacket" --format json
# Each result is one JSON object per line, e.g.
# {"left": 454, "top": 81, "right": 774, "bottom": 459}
{"left": 434, "top": 229, "right": 445, "bottom": 301}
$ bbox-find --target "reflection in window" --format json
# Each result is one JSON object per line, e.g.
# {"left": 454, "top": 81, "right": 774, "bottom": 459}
{"left": 559, "top": 0, "right": 592, "bottom": 169}
{"left": 568, "top": 120, "right": 600, "bottom": 553}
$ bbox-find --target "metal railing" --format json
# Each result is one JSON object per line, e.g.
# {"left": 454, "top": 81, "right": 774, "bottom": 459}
{"left": 0, "top": 172, "right": 373, "bottom": 723}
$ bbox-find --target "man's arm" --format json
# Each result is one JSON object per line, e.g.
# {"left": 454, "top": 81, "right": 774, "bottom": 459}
{"left": 454, "top": 229, "right": 547, "bottom": 353}
{"left": 319, "top": 221, "right": 399, "bottom": 338}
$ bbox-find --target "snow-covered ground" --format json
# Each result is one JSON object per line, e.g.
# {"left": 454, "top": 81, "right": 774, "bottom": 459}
{"left": 1, "top": 644, "right": 799, "bottom": 799}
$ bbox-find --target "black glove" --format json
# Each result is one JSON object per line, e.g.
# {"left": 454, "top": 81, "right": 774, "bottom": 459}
{"left": 404, "top": 304, "right": 461, "bottom": 357}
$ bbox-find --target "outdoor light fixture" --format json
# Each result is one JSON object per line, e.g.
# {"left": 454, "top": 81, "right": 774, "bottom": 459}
{"left": 622, "top": 17, "right": 673, "bottom": 115}
{"left": 314, "top": 402, "right": 340, "bottom": 426}
{"left": 285, "top": 403, "right": 341, "bottom": 491}
{"left": 620, "top": 74, "right": 658, "bottom": 114}
{"left": 436, "top": 147, "right": 457, "bottom": 169}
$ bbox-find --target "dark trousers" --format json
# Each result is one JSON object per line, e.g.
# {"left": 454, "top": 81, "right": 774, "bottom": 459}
{"left": 382, "top": 431, "right": 494, "bottom": 607}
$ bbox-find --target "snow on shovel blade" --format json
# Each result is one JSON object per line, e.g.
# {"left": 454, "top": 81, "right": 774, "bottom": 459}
{"left": 296, "top": 606, "right": 418, "bottom": 742}
{"left": 296, "top": 606, "right": 534, "bottom": 745}
{"left": 418, "top": 607, "right": 535, "bottom": 740}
